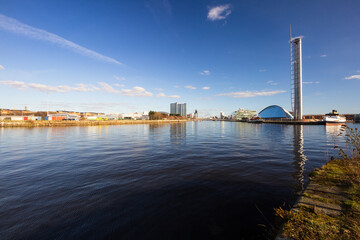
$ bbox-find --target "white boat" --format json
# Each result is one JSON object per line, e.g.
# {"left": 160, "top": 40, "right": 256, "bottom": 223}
{"left": 323, "top": 110, "right": 346, "bottom": 125}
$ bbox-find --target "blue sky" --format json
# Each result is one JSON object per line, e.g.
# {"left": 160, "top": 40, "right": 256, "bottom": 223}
{"left": 0, "top": 0, "right": 359, "bottom": 117}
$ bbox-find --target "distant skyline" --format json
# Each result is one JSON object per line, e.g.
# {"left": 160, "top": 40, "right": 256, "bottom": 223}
{"left": 0, "top": 0, "right": 359, "bottom": 117}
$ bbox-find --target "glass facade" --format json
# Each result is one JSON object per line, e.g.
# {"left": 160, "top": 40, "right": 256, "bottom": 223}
{"left": 170, "top": 102, "right": 187, "bottom": 116}
{"left": 258, "top": 105, "right": 293, "bottom": 119}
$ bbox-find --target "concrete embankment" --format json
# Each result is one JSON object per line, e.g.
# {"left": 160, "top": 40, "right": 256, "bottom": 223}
{"left": 0, "top": 120, "right": 191, "bottom": 128}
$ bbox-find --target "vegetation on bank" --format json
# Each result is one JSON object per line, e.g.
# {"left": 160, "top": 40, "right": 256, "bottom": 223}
{"left": 148, "top": 111, "right": 186, "bottom": 120}
{"left": 275, "top": 125, "right": 360, "bottom": 240}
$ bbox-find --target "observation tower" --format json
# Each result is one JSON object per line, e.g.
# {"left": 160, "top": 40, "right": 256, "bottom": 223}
{"left": 290, "top": 26, "right": 303, "bottom": 120}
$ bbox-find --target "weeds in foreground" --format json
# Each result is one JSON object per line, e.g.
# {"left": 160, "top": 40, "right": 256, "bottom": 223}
{"left": 275, "top": 126, "right": 360, "bottom": 240}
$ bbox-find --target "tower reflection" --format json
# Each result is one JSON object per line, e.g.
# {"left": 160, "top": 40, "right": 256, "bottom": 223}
{"left": 292, "top": 125, "right": 308, "bottom": 192}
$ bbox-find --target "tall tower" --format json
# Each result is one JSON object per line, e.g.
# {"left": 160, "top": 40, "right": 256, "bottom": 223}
{"left": 290, "top": 27, "right": 303, "bottom": 120}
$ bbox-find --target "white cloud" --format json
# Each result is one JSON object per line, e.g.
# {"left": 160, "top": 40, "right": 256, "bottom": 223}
{"left": 0, "top": 80, "right": 27, "bottom": 89}
{"left": 168, "top": 95, "right": 180, "bottom": 99}
{"left": 28, "top": 83, "right": 95, "bottom": 93}
{"left": 202, "top": 86, "right": 211, "bottom": 90}
{"left": 121, "top": 86, "right": 153, "bottom": 97}
{"left": 303, "top": 81, "right": 320, "bottom": 84}
{"left": 114, "top": 83, "right": 125, "bottom": 87}
{"left": 113, "top": 75, "right": 126, "bottom": 81}
{"left": 199, "top": 70, "right": 211, "bottom": 75}
{"left": 320, "top": 54, "right": 327, "bottom": 58}
{"left": 28, "top": 83, "right": 64, "bottom": 92}
{"left": 0, "top": 65, "right": 4, "bottom": 70}
{"left": 185, "top": 85, "right": 196, "bottom": 90}
{"left": 157, "top": 92, "right": 166, "bottom": 97}
{"left": 98, "top": 82, "right": 121, "bottom": 94}
{"left": 71, "top": 83, "right": 96, "bottom": 92}
{"left": 0, "top": 14, "right": 123, "bottom": 65}
{"left": 207, "top": 4, "right": 232, "bottom": 21}
{"left": 267, "top": 81, "right": 278, "bottom": 86}
{"left": 156, "top": 92, "right": 180, "bottom": 98}
{"left": 0, "top": 80, "right": 95, "bottom": 92}
{"left": 344, "top": 75, "right": 360, "bottom": 80}
{"left": 259, "top": 69, "right": 267, "bottom": 72}
{"left": 216, "top": 90, "right": 286, "bottom": 98}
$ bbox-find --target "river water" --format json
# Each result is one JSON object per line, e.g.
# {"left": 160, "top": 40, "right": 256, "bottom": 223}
{"left": 0, "top": 121, "right": 357, "bottom": 239}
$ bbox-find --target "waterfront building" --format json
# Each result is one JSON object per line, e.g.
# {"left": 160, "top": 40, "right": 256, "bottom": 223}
{"left": 258, "top": 105, "right": 293, "bottom": 119}
{"left": 220, "top": 112, "right": 225, "bottom": 119}
{"left": 170, "top": 102, "right": 186, "bottom": 116}
{"left": 233, "top": 108, "right": 257, "bottom": 120}
{"left": 194, "top": 110, "right": 198, "bottom": 119}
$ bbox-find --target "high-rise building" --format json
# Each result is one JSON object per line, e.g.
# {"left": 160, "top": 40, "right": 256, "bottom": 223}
{"left": 170, "top": 102, "right": 187, "bottom": 116}
{"left": 290, "top": 33, "right": 303, "bottom": 120}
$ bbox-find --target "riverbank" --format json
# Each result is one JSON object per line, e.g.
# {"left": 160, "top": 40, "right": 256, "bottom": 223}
{"left": 275, "top": 157, "right": 360, "bottom": 239}
{"left": 0, "top": 119, "right": 193, "bottom": 128}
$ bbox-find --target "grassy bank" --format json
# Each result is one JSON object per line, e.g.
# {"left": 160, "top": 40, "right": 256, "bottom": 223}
{"left": 275, "top": 126, "right": 360, "bottom": 240}
{"left": 0, "top": 119, "right": 191, "bottom": 128}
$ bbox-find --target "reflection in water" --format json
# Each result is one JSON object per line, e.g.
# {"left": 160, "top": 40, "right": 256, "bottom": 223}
{"left": 149, "top": 123, "right": 167, "bottom": 133}
{"left": 170, "top": 123, "right": 186, "bottom": 144}
{"left": 0, "top": 122, "right": 356, "bottom": 240}
{"left": 325, "top": 125, "right": 342, "bottom": 137}
{"left": 220, "top": 121, "right": 225, "bottom": 136}
{"left": 293, "top": 125, "right": 308, "bottom": 191}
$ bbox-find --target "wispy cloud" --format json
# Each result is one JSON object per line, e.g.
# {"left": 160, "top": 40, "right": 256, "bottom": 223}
{"left": 0, "top": 14, "right": 123, "bottom": 65}
{"left": 185, "top": 85, "right": 196, "bottom": 90}
{"left": 1, "top": 79, "right": 154, "bottom": 97}
{"left": 157, "top": 92, "right": 166, "bottom": 97}
{"left": 156, "top": 92, "right": 180, "bottom": 98}
{"left": 207, "top": 4, "right": 232, "bottom": 21}
{"left": 113, "top": 75, "right": 126, "bottom": 81}
{"left": 0, "top": 65, "right": 4, "bottom": 70}
{"left": 267, "top": 81, "right": 278, "bottom": 86}
{"left": 168, "top": 95, "right": 180, "bottom": 99}
{"left": 0, "top": 80, "right": 96, "bottom": 92}
{"left": 259, "top": 69, "right": 267, "bottom": 72}
{"left": 98, "top": 82, "right": 121, "bottom": 94}
{"left": 344, "top": 75, "right": 360, "bottom": 80}
{"left": 121, "top": 86, "right": 153, "bottom": 97}
{"left": 216, "top": 90, "right": 286, "bottom": 98}
{"left": 0, "top": 80, "right": 27, "bottom": 89}
{"left": 199, "top": 70, "right": 211, "bottom": 76}
{"left": 114, "top": 83, "right": 125, "bottom": 87}
{"left": 303, "top": 81, "right": 320, "bottom": 84}
{"left": 320, "top": 54, "right": 327, "bottom": 58}
{"left": 154, "top": 88, "right": 163, "bottom": 91}
{"left": 28, "top": 83, "right": 95, "bottom": 93}
{"left": 202, "top": 86, "right": 211, "bottom": 90}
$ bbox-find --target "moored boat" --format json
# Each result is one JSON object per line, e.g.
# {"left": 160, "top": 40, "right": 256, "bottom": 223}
{"left": 323, "top": 110, "right": 346, "bottom": 125}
